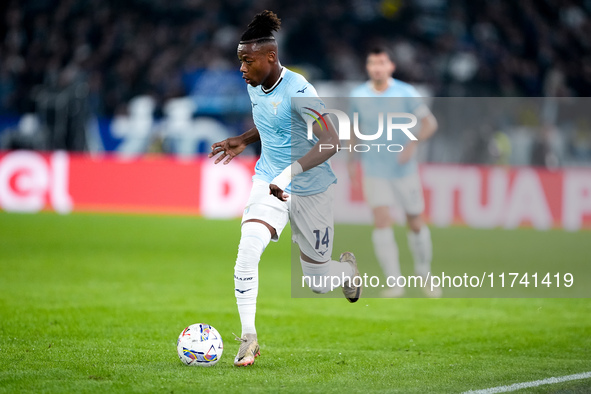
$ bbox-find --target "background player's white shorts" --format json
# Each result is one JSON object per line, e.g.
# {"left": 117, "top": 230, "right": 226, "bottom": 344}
{"left": 241, "top": 179, "right": 334, "bottom": 262}
{"left": 363, "top": 173, "right": 425, "bottom": 215}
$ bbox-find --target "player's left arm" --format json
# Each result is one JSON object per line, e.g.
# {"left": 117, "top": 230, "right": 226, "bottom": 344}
{"left": 269, "top": 119, "right": 339, "bottom": 201}
{"left": 398, "top": 107, "right": 438, "bottom": 164}
{"left": 296, "top": 118, "right": 340, "bottom": 171}
{"left": 269, "top": 83, "right": 339, "bottom": 201}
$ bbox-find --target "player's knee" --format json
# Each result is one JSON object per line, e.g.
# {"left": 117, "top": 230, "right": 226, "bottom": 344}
{"left": 374, "top": 216, "right": 392, "bottom": 228}
{"left": 407, "top": 215, "right": 423, "bottom": 233}
{"left": 238, "top": 222, "right": 271, "bottom": 252}
{"left": 373, "top": 207, "right": 392, "bottom": 228}
{"left": 235, "top": 221, "right": 272, "bottom": 272}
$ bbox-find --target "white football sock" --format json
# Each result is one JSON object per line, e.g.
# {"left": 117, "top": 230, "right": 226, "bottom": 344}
{"left": 372, "top": 227, "right": 401, "bottom": 279}
{"left": 300, "top": 257, "right": 354, "bottom": 294}
{"left": 407, "top": 225, "right": 433, "bottom": 278}
{"left": 234, "top": 222, "right": 271, "bottom": 336}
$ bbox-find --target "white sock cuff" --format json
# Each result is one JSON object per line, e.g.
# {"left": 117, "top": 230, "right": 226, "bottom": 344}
{"left": 300, "top": 258, "right": 331, "bottom": 294}
{"left": 300, "top": 258, "right": 329, "bottom": 273}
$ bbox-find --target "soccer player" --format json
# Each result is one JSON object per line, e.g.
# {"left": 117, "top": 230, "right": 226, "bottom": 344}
{"left": 349, "top": 47, "right": 439, "bottom": 298}
{"left": 208, "top": 10, "right": 362, "bottom": 367}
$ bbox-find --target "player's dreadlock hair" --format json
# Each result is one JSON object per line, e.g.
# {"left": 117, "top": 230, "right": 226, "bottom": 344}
{"left": 240, "top": 10, "right": 281, "bottom": 44}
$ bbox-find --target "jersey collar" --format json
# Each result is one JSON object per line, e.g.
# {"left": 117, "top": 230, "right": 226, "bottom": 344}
{"left": 261, "top": 67, "right": 287, "bottom": 94}
{"left": 369, "top": 77, "right": 394, "bottom": 95}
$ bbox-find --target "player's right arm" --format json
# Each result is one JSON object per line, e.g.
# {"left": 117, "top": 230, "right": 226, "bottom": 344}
{"left": 208, "top": 127, "right": 260, "bottom": 165}
{"left": 397, "top": 106, "right": 438, "bottom": 164}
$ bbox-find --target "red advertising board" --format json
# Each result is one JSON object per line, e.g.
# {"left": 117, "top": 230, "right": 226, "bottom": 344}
{"left": 1, "top": 150, "right": 590, "bottom": 230}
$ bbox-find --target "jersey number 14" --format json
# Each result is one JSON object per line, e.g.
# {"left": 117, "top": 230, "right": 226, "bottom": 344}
{"left": 313, "top": 227, "right": 330, "bottom": 250}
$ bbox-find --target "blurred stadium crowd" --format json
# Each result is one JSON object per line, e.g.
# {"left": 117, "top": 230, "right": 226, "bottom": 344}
{"left": 0, "top": 0, "right": 590, "bottom": 165}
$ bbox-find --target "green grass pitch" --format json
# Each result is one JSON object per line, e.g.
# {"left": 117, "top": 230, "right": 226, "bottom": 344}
{"left": 1, "top": 212, "right": 590, "bottom": 393}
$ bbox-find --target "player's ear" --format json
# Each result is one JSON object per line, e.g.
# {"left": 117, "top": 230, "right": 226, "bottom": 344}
{"left": 267, "top": 50, "right": 276, "bottom": 63}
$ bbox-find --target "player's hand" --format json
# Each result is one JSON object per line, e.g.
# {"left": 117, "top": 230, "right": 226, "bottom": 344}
{"left": 208, "top": 137, "right": 247, "bottom": 165}
{"left": 269, "top": 184, "right": 289, "bottom": 201}
{"left": 398, "top": 141, "right": 417, "bottom": 164}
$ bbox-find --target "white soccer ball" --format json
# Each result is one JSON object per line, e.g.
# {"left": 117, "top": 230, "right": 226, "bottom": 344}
{"left": 177, "top": 323, "right": 224, "bottom": 366}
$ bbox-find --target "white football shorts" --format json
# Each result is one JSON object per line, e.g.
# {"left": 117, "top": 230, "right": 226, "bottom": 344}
{"left": 362, "top": 172, "right": 425, "bottom": 215}
{"left": 241, "top": 179, "right": 335, "bottom": 262}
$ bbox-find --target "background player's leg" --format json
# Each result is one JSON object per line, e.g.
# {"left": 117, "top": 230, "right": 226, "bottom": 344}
{"left": 407, "top": 215, "right": 440, "bottom": 297}
{"left": 364, "top": 178, "right": 403, "bottom": 295}
{"left": 406, "top": 214, "right": 433, "bottom": 278}
{"left": 407, "top": 215, "right": 433, "bottom": 277}
{"left": 234, "top": 220, "right": 274, "bottom": 336}
{"left": 372, "top": 206, "right": 402, "bottom": 281}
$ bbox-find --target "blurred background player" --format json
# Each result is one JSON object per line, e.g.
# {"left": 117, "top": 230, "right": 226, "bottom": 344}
{"left": 349, "top": 47, "right": 439, "bottom": 298}
{"left": 209, "top": 10, "right": 362, "bottom": 367}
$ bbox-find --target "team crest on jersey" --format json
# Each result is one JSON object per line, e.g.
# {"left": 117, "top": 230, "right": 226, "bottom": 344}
{"left": 271, "top": 101, "right": 282, "bottom": 115}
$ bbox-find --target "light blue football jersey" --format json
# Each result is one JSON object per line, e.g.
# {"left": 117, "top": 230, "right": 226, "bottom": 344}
{"left": 247, "top": 67, "right": 336, "bottom": 196}
{"left": 350, "top": 78, "right": 425, "bottom": 179}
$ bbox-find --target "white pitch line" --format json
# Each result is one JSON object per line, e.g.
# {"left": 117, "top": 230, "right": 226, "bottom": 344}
{"left": 463, "top": 371, "right": 591, "bottom": 394}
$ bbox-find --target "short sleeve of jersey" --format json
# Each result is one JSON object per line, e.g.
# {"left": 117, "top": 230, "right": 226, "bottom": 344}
{"left": 349, "top": 85, "right": 364, "bottom": 114}
{"left": 406, "top": 85, "right": 430, "bottom": 118}
{"left": 291, "top": 82, "right": 326, "bottom": 122}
